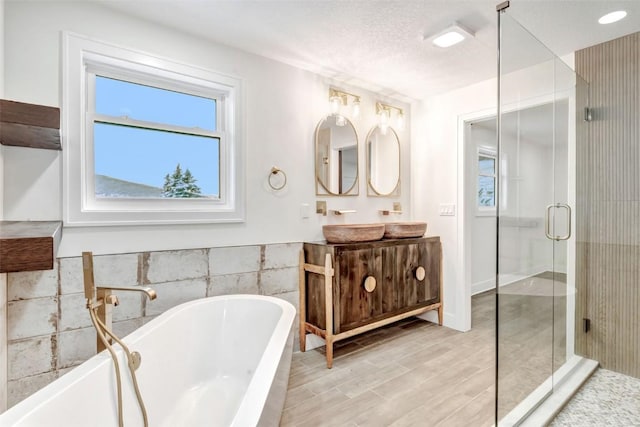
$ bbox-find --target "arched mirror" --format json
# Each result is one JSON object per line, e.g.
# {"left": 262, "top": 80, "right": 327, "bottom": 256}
{"left": 315, "top": 116, "right": 359, "bottom": 196}
{"left": 366, "top": 126, "right": 400, "bottom": 196}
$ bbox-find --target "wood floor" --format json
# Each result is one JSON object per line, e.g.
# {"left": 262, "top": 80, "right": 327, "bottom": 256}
{"left": 281, "top": 291, "right": 496, "bottom": 427}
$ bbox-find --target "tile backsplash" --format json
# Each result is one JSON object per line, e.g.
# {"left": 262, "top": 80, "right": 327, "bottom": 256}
{"left": 6, "top": 242, "right": 302, "bottom": 407}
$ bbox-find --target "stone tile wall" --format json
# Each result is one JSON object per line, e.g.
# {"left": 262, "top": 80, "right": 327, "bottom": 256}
{"left": 0, "top": 273, "right": 7, "bottom": 412}
{"left": 6, "top": 242, "right": 301, "bottom": 407}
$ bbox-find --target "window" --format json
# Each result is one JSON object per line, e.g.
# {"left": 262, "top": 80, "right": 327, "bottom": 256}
{"left": 63, "top": 33, "right": 244, "bottom": 225}
{"left": 477, "top": 148, "right": 497, "bottom": 212}
{"left": 93, "top": 76, "right": 220, "bottom": 199}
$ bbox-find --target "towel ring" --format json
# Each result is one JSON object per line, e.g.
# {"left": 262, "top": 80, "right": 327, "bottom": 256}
{"left": 268, "top": 167, "right": 287, "bottom": 191}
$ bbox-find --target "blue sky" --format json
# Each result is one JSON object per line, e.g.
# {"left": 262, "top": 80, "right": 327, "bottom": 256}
{"left": 94, "top": 76, "right": 219, "bottom": 196}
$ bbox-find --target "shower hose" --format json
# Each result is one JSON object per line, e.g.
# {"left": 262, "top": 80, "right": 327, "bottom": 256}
{"left": 89, "top": 307, "right": 149, "bottom": 427}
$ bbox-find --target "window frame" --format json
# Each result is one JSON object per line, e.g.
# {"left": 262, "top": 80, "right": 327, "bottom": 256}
{"left": 476, "top": 147, "right": 497, "bottom": 216}
{"left": 62, "top": 32, "right": 245, "bottom": 226}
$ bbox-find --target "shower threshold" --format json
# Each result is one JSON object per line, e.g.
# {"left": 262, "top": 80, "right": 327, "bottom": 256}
{"left": 500, "top": 355, "right": 598, "bottom": 426}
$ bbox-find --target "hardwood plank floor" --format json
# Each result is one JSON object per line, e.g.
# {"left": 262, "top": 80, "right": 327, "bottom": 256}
{"left": 281, "top": 291, "right": 496, "bottom": 426}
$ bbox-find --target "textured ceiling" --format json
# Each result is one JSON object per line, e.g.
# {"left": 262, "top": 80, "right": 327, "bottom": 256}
{"left": 98, "top": 0, "right": 640, "bottom": 101}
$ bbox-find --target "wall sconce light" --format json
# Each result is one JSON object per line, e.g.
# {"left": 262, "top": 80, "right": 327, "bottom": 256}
{"left": 329, "top": 88, "right": 361, "bottom": 126}
{"left": 376, "top": 102, "right": 404, "bottom": 134}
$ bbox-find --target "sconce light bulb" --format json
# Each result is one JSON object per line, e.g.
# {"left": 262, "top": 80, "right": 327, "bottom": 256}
{"left": 397, "top": 112, "right": 405, "bottom": 130}
{"left": 335, "top": 114, "right": 346, "bottom": 127}
{"left": 352, "top": 99, "right": 361, "bottom": 118}
{"left": 379, "top": 109, "right": 390, "bottom": 127}
{"left": 329, "top": 96, "right": 341, "bottom": 115}
{"left": 380, "top": 122, "right": 389, "bottom": 135}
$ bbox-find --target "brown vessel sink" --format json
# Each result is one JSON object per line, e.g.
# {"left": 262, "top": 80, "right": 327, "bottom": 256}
{"left": 322, "top": 223, "right": 385, "bottom": 244}
{"left": 383, "top": 222, "right": 428, "bottom": 239}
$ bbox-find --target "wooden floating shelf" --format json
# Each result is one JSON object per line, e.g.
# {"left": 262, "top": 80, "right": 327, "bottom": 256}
{"left": 0, "top": 99, "right": 61, "bottom": 150}
{"left": 0, "top": 221, "right": 63, "bottom": 273}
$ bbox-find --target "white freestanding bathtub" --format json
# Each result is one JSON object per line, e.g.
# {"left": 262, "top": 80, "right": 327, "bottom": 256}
{"left": 0, "top": 295, "right": 295, "bottom": 427}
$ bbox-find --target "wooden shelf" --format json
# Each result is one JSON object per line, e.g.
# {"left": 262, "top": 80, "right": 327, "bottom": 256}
{"left": 0, "top": 99, "right": 61, "bottom": 150}
{"left": 0, "top": 221, "right": 62, "bottom": 273}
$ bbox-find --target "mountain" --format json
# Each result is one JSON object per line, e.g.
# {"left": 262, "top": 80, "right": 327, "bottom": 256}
{"left": 95, "top": 174, "right": 164, "bottom": 198}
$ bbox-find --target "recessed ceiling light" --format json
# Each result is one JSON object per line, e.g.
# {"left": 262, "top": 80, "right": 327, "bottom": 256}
{"left": 433, "top": 31, "right": 466, "bottom": 48}
{"left": 598, "top": 10, "right": 627, "bottom": 24}
{"left": 426, "top": 23, "right": 475, "bottom": 48}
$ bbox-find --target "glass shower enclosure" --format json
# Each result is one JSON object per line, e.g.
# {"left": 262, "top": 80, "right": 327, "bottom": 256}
{"left": 495, "top": 4, "right": 589, "bottom": 424}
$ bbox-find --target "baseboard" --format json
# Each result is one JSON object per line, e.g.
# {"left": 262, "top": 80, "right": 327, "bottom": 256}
{"left": 301, "top": 333, "right": 325, "bottom": 351}
{"left": 471, "top": 266, "right": 550, "bottom": 296}
{"left": 416, "top": 310, "right": 439, "bottom": 324}
{"left": 472, "top": 278, "right": 495, "bottom": 295}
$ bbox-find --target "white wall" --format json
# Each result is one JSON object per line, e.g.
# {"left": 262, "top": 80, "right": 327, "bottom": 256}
{"left": 0, "top": 0, "right": 3, "bottom": 97}
{"left": 412, "top": 78, "right": 496, "bottom": 332}
{"left": 466, "top": 122, "right": 497, "bottom": 294}
{"left": 3, "top": 1, "right": 412, "bottom": 258}
{"left": 498, "top": 139, "right": 553, "bottom": 279}
{"left": 412, "top": 54, "right": 575, "bottom": 332}
{"left": 1, "top": 0, "right": 5, "bottom": 216}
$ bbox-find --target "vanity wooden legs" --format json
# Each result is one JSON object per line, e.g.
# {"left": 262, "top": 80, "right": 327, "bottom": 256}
{"left": 325, "top": 337, "right": 334, "bottom": 369}
{"left": 299, "top": 250, "right": 336, "bottom": 368}
{"left": 322, "top": 253, "right": 334, "bottom": 368}
{"left": 298, "top": 250, "right": 306, "bottom": 352}
{"left": 438, "top": 305, "right": 444, "bottom": 326}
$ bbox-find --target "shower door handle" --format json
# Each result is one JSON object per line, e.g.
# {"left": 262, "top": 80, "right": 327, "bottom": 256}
{"left": 545, "top": 203, "right": 572, "bottom": 241}
{"left": 557, "top": 203, "right": 572, "bottom": 240}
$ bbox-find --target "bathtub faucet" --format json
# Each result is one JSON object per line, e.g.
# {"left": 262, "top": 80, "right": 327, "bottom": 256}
{"left": 93, "top": 286, "right": 156, "bottom": 350}
{"left": 96, "top": 286, "right": 157, "bottom": 306}
{"left": 81, "top": 253, "right": 157, "bottom": 352}
{"left": 82, "top": 252, "right": 153, "bottom": 427}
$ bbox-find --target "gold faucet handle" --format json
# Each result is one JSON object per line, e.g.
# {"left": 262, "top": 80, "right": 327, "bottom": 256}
{"left": 106, "top": 294, "right": 119, "bottom": 306}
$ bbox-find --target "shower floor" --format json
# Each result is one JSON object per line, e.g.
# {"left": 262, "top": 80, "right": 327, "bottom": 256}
{"left": 550, "top": 368, "right": 640, "bottom": 426}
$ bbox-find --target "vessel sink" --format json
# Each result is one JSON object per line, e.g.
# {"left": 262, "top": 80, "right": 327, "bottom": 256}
{"left": 383, "top": 222, "right": 427, "bottom": 239}
{"left": 322, "top": 223, "right": 385, "bottom": 244}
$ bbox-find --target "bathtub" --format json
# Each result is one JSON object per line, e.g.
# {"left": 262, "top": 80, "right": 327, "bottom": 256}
{"left": 0, "top": 295, "right": 295, "bottom": 426}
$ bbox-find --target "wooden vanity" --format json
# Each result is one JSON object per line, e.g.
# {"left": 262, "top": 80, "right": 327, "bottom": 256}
{"left": 299, "top": 236, "right": 442, "bottom": 368}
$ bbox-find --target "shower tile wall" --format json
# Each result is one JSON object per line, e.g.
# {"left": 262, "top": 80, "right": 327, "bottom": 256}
{"left": 5, "top": 243, "right": 302, "bottom": 407}
{"left": 575, "top": 31, "right": 640, "bottom": 379}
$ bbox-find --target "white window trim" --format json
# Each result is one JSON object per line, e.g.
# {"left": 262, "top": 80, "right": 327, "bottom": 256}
{"left": 476, "top": 147, "right": 497, "bottom": 216}
{"left": 62, "top": 32, "right": 245, "bottom": 226}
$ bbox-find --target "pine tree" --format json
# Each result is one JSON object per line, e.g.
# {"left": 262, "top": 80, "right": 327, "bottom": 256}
{"left": 182, "top": 169, "right": 201, "bottom": 198}
{"left": 162, "top": 163, "right": 202, "bottom": 198}
{"left": 162, "top": 173, "right": 175, "bottom": 197}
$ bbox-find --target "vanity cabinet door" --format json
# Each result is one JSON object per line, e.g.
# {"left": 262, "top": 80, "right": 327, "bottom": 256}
{"left": 393, "top": 241, "right": 440, "bottom": 309}
{"left": 335, "top": 247, "right": 383, "bottom": 333}
{"left": 418, "top": 240, "right": 441, "bottom": 305}
{"left": 380, "top": 246, "right": 398, "bottom": 314}
{"left": 394, "top": 243, "right": 423, "bottom": 309}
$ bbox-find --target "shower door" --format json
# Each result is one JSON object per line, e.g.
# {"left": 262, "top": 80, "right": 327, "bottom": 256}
{"left": 496, "top": 8, "right": 587, "bottom": 424}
